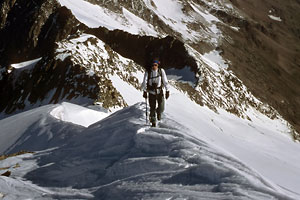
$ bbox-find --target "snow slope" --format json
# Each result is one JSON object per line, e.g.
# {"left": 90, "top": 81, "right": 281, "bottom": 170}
{"left": 1, "top": 89, "right": 300, "bottom": 199}
{"left": 57, "top": 0, "right": 226, "bottom": 43}
{"left": 166, "top": 88, "right": 300, "bottom": 197}
{"left": 58, "top": 0, "right": 158, "bottom": 36}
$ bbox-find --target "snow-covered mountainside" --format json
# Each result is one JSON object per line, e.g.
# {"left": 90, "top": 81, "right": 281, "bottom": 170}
{"left": 0, "top": 0, "right": 299, "bottom": 136}
{"left": 0, "top": 0, "right": 300, "bottom": 199}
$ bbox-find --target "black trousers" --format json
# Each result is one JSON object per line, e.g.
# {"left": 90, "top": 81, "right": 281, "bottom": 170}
{"left": 148, "top": 91, "right": 165, "bottom": 123}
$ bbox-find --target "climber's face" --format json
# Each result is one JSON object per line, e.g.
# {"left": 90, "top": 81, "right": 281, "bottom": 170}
{"left": 152, "top": 63, "right": 158, "bottom": 70}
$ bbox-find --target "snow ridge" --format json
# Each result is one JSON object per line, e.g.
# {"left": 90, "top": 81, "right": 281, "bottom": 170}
{"left": 0, "top": 102, "right": 299, "bottom": 199}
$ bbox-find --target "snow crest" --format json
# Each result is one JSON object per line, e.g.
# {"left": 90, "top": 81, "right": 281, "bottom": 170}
{"left": 50, "top": 102, "right": 109, "bottom": 127}
{"left": 0, "top": 102, "right": 299, "bottom": 199}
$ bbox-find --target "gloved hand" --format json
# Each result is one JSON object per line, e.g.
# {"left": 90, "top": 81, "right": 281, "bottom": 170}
{"left": 165, "top": 91, "right": 170, "bottom": 99}
{"left": 143, "top": 91, "right": 147, "bottom": 98}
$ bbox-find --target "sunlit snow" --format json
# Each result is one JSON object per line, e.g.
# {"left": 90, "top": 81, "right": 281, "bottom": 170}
{"left": 268, "top": 15, "right": 282, "bottom": 22}
{"left": 143, "top": 0, "right": 201, "bottom": 42}
{"left": 58, "top": 0, "right": 158, "bottom": 36}
{"left": 11, "top": 58, "right": 42, "bottom": 70}
{"left": 201, "top": 50, "right": 229, "bottom": 71}
{"left": 50, "top": 102, "right": 109, "bottom": 128}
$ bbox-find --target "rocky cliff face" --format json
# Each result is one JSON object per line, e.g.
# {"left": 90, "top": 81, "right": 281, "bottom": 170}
{"left": 0, "top": 0, "right": 299, "bottom": 139}
{"left": 0, "top": 1, "right": 85, "bottom": 114}
{"left": 0, "top": 0, "right": 61, "bottom": 64}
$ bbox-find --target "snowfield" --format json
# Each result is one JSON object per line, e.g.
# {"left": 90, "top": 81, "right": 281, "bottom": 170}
{"left": 1, "top": 88, "right": 300, "bottom": 199}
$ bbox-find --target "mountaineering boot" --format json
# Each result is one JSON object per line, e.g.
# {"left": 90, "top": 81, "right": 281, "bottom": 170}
{"left": 157, "top": 114, "right": 161, "bottom": 121}
{"left": 151, "top": 121, "right": 156, "bottom": 127}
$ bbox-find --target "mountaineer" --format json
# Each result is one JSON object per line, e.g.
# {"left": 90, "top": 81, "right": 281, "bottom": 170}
{"left": 142, "top": 59, "right": 170, "bottom": 127}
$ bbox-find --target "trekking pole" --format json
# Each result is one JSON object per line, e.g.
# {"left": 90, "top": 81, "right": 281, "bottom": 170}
{"left": 145, "top": 96, "right": 148, "bottom": 124}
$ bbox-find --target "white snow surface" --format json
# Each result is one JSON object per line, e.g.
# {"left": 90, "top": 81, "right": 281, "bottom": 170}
{"left": 57, "top": 0, "right": 225, "bottom": 43}
{"left": 56, "top": 33, "right": 109, "bottom": 63}
{"left": 0, "top": 86, "right": 300, "bottom": 199}
{"left": 10, "top": 58, "right": 42, "bottom": 70}
{"left": 201, "top": 50, "right": 229, "bottom": 71}
{"left": 143, "top": 0, "right": 201, "bottom": 41}
{"left": 50, "top": 102, "right": 109, "bottom": 128}
{"left": 268, "top": 15, "right": 282, "bottom": 22}
{"left": 57, "top": 0, "right": 158, "bottom": 36}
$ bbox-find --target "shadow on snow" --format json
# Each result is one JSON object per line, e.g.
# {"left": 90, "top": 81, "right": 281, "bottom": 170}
{"left": 5, "top": 102, "right": 293, "bottom": 200}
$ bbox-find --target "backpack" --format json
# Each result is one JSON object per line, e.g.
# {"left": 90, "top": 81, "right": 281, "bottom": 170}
{"left": 147, "top": 67, "right": 163, "bottom": 91}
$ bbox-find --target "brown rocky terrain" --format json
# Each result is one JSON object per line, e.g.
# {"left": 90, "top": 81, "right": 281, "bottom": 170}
{"left": 220, "top": 0, "right": 300, "bottom": 138}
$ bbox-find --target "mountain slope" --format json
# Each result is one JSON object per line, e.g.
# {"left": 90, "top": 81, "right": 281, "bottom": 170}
{"left": 1, "top": 0, "right": 299, "bottom": 138}
{"left": 220, "top": 0, "right": 300, "bottom": 136}
{"left": 0, "top": 1, "right": 300, "bottom": 198}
